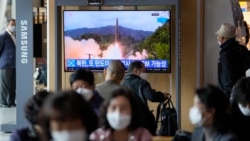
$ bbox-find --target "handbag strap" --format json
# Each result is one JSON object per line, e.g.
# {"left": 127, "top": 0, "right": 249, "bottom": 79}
{"left": 156, "top": 102, "right": 164, "bottom": 123}
{"left": 164, "top": 98, "right": 175, "bottom": 109}
{"left": 0, "top": 32, "right": 6, "bottom": 53}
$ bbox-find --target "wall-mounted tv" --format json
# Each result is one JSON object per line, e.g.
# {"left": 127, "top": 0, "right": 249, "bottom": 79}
{"left": 63, "top": 10, "right": 171, "bottom": 72}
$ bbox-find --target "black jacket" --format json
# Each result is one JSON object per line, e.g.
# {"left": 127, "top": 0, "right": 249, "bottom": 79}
{"left": 122, "top": 74, "right": 166, "bottom": 135}
{"left": 218, "top": 39, "right": 247, "bottom": 98}
{"left": 0, "top": 31, "right": 16, "bottom": 69}
{"left": 123, "top": 74, "right": 166, "bottom": 106}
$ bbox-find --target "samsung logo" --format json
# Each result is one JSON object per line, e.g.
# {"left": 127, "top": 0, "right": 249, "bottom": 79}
{"left": 20, "top": 20, "right": 28, "bottom": 64}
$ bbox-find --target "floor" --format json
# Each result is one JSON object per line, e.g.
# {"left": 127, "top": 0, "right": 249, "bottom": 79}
{"left": 0, "top": 107, "right": 16, "bottom": 141}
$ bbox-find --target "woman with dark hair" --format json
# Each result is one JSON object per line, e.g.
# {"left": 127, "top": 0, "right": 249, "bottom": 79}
{"left": 10, "top": 90, "right": 51, "bottom": 141}
{"left": 90, "top": 87, "right": 152, "bottom": 141}
{"left": 230, "top": 77, "right": 250, "bottom": 141}
{"left": 41, "top": 90, "right": 98, "bottom": 141}
{"left": 189, "top": 85, "right": 237, "bottom": 141}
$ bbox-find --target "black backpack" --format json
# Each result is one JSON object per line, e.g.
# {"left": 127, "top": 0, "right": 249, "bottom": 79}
{"left": 156, "top": 98, "right": 178, "bottom": 136}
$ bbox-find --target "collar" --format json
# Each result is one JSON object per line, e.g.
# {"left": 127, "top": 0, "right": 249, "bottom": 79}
{"left": 219, "top": 38, "right": 236, "bottom": 49}
{"left": 6, "top": 29, "right": 13, "bottom": 36}
{"left": 124, "top": 73, "right": 140, "bottom": 79}
{"left": 105, "top": 79, "right": 119, "bottom": 84}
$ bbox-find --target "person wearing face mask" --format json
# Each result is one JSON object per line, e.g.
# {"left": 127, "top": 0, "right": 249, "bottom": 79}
{"left": 215, "top": 23, "right": 248, "bottom": 98}
{"left": 41, "top": 90, "right": 98, "bottom": 141}
{"left": 90, "top": 87, "right": 152, "bottom": 141}
{"left": 10, "top": 90, "right": 51, "bottom": 141}
{"left": 69, "top": 69, "right": 104, "bottom": 115}
{"left": 230, "top": 77, "right": 250, "bottom": 141}
{"left": 0, "top": 19, "right": 16, "bottom": 108}
{"left": 122, "top": 61, "right": 170, "bottom": 135}
{"left": 189, "top": 85, "right": 237, "bottom": 141}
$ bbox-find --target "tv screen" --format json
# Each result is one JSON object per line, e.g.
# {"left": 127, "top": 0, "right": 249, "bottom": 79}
{"left": 63, "top": 10, "right": 171, "bottom": 72}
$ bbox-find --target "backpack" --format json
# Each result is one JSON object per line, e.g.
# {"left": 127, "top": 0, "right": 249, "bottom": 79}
{"left": 156, "top": 98, "right": 178, "bottom": 136}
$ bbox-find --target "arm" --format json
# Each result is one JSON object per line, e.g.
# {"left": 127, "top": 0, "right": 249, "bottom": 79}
{"left": 141, "top": 80, "right": 166, "bottom": 102}
{"left": 0, "top": 33, "right": 5, "bottom": 52}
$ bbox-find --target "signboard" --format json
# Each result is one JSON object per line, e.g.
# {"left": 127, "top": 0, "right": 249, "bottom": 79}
{"left": 0, "top": 0, "right": 33, "bottom": 132}
{"left": 66, "top": 59, "right": 168, "bottom": 71}
{"left": 16, "top": 0, "right": 33, "bottom": 129}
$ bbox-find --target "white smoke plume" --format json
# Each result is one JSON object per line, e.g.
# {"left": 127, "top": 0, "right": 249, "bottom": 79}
{"left": 65, "top": 36, "right": 101, "bottom": 59}
{"left": 65, "top": 36, "right": 148, "bottom": 60}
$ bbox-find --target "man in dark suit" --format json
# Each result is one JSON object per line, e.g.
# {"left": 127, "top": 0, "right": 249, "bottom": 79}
{"left": 0, "top": 19, "right": 16, "bottom": 107}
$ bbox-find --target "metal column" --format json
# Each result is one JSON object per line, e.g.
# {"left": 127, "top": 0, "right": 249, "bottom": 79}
{"left": 0, "top": 0, "right": 33, "bottom": 132}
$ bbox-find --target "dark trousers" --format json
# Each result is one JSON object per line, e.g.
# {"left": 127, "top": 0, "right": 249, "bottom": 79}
{"left": 0, "top": 69, "right": 16, "bottom": 106}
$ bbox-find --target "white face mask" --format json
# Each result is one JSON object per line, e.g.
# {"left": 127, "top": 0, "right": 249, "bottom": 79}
{"left": 189, "top": 106, "right": 202, "bottom": 126}
{"left": 106, "top": 111, "right": 131, "bottom": 130}
{"left": 8, "top": 25, "right": 16, "bottom": 33}
{"left": 52, "top": 129, "right": 87, "bottom": 141}
{"left": 140, "top": 72, "right": 147, "bottom": 80}
{"left": 76, "top": 88, "right": 93, "bottom": 101}
{"left": 238, "top": 104, "right": 250, "bottom": 116}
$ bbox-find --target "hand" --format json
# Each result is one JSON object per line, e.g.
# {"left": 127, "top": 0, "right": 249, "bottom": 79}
{"left": 163, "top": 92, "right": 171, "bottom": 99}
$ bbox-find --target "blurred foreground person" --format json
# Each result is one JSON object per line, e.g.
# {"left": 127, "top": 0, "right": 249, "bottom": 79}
{"left": 90, "top": 87, "right": 152, "bottom": 141}
{"left": 189, "top": 85, "right": 237, "bottom": 141}
{"left": 42, "top": 90, "right": 98, "bottom": 141}
{"left": 10, "top": 90, "right": 51, "bottom": 141}
{"left": 230, "top": 77, "right": 250, "bottom": 141}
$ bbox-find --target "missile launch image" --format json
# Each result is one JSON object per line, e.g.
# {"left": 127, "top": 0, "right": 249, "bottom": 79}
{"left": 64, "top": 11, "right": 170, "bottom": 61}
